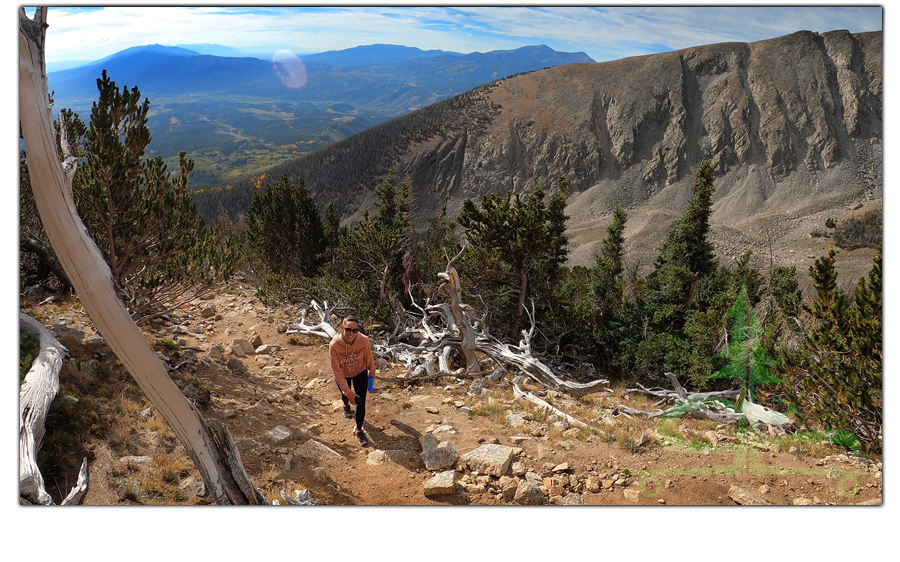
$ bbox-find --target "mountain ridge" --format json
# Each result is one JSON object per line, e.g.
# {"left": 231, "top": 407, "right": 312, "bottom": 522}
{"left": 48, "top": 43, "right": 594, "bottom": 111}
{"left": 207, "top": 29, "right": 880, "bottom": 280}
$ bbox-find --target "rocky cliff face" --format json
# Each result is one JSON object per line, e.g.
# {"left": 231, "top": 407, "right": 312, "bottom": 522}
{"left": 378, "top": 30, "right": 881, "bottom": 276}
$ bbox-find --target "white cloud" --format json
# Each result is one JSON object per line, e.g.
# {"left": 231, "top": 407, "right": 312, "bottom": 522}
{"left": 37, "top": 6, "right": 884, "bottom": 66}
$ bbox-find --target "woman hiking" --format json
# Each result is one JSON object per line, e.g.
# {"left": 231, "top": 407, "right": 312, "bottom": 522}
{"left": 329, "top": 316, "right": 376, "bottom": 447}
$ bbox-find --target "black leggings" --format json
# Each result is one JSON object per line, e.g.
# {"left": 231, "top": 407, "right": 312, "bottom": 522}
{"left": 337, "top": 369, "right": 368, "bottom": 430}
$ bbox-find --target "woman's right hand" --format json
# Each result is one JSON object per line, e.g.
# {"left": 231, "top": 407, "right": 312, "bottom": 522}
{"left": 345, "top": 390, "right": 358, "bottom": 404}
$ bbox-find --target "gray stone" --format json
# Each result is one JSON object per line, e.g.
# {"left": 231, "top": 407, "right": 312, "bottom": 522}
{"left": 266, "top": 425, "right": 292, "bottom": 442}
{"left": 226, "top": 357, "right": 246, "bottom": 373}
{"left": 556, "top": 493, "right": 584, "bottom": 505}
{"left": 140, "top": 407, "right": 153, "bottom": 420}
{"left": 460, "top": 443, "right": 516, "bottom": 477}
{"left": 420, "top": 441, "right": 458, "bottom": 471}
{"left": 419, "top": 433, "right": 439, "bottom": 452}
{"left": 469, "top": 379, "right": 485, "bottom": 395}
{"left": 200, "top": 306, "right": 216, "bottom": 318}
{"left": 223, "top": 408, "right": 238, "bottom": 418}
{"left": 367, "top": 449, "right": 410, "bottom": 466}
{"left": 524, "top": 471, "right": 543, "bottom": 486}
{"left": 256, "top": 344, "right": 280, "bottom": 355}
{"left": 118, "top": 455, "right": 152, "bottom": 465}
{"left": 79, "top": 359, "right": 100, "bottom": 376}
{"left": 182, "top": 385, "right": 199, "bottom": 400}
{"left": 430, "top": 424, "right": 455, "bottom": 434}
{"left": 250, "top": 334, "right": 263, "bottom": 348}
{"left": 729, "top": 485, "right": 771, "bottom": 505}
{"left": 295, "top": 439, "right": 343, "bottom": 463}
{"left": 511, "top": 461, "right": 527, "bottom": 476}
{"left": 208, "top": 345, "right": 224, "bottom": 360}
{"left": 231, "top": 338, "right": 255, "bottom": 357}
{"left": 507, "top": 413, "right": 526, "bottom": 427}
{"left": 50, "top": 324, "right": 84, "bottom": 341}
{"left": 623, "top": 488, "right": 642, "bottom": 502}
{"left": 514, "top": 481, "right": 546, "bottom": 505}
{"left": 424, "top": 470, "right": 457, "bottom": 497}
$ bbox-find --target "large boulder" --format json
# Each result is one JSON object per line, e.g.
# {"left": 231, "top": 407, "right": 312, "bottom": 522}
{"left": 460, "top": 443, "right": 516, "bottom": 477}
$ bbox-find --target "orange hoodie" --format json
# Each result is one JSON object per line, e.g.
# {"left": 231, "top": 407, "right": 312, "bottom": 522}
{"left": 329, "top": 332, "right": 376, "bottom": 396}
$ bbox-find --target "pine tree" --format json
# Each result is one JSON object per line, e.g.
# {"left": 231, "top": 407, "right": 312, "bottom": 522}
{"left": 644, "top": 160, "right": 717, "bottom": 330}
{"left": 457, "top": 177, "right": 569, "bottom": 335}
{"left": 619, "top": 161, "right": 718, "bottom": 383}
{"left": 777, "top": 249, "right": 882, "bottom": 452}
{"left": 330, "top": 170, "right": 415, "bottom": 317}
{"left": 68, "top": 71, "right": 237, "bottom": 322}
{"left": 590, "top": 205, "right": 628, "bottom": 321}
{"left": 244, "top": 174, "right": 327, "bottom": 278}
{"left": 418, "top": 206, "right": 461, "bottom": 300}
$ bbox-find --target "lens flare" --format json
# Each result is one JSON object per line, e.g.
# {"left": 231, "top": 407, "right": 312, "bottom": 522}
{"left": 272, "top": 50, "right": 307, "bottom": 89}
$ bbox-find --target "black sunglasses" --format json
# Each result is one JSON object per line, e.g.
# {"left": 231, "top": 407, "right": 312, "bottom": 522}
{"left": 344, "top": 327, "right": 360, "bottom": 333}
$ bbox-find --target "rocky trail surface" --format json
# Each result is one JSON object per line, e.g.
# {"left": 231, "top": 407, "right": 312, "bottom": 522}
{"left": 23, "top": 278, "right": 882, "bottom": 508}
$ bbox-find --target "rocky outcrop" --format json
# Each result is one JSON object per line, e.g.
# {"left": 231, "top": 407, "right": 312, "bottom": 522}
{"left": 380, "top": 30, "right": 882, "bottom": 270}
{"left": 399, "top": 30, "right": 880, "bottom": 211}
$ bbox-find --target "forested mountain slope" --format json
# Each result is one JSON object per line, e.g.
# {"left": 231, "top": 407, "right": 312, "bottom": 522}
{"left": 199, "top": 29, "right": 881, "bottom": 277}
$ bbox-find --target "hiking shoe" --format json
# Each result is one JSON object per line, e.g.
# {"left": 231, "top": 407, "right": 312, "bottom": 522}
{"left": 355, "top": 429, "right": 369, "bottom": 447}
{"left": 343, "top": 406, "right": 353, "bottom": 419}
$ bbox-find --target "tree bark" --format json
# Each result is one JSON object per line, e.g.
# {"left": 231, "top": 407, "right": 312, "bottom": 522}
{"left": 19, "top": 7, "right": 263, "bottom": 505}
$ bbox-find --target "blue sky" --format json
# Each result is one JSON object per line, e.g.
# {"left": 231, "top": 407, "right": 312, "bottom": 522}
{"left": 23, "top": 4, "right": 884, "bottom": 69}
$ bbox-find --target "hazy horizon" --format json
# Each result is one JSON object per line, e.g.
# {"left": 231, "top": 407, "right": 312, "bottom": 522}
{"left": 26, "top": 5, "right": 883, "bottom": 71}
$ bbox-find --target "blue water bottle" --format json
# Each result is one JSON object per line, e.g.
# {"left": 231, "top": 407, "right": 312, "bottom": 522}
{"left": 367, "top": 375, "right": 375, "bottom": 392}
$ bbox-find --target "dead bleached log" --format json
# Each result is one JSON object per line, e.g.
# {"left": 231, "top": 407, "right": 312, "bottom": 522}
{"left": 19, "top": 312, "right": 88, "bottom": 504}
{"left": 287, "top": 261, "right": 608, "bottom": 397}
{"left": 476, "top": 336, "right": 607, "bottom": 397}
{"left": 20, "top": 8, "right": 264, "bottom": 505}
{"left": 286, "top": 299, "right": 338, "bottom": 339}
{"left": 512, "top": 380, "right": 594, "bottom": 430}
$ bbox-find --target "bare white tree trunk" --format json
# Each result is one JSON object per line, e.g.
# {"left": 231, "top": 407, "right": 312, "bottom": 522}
{"left": 438, "top": 267, "right": 481, "bottom": 373}
{"left": 19, "top": 313, "right": 80, "bottom": 504}
{"left": 19, "top": 7, "right": 263, "bottom": 505}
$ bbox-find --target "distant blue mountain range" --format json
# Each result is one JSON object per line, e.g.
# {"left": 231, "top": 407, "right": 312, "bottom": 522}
{"left": 48, "top": 43, "right": 595, "bottom": 113}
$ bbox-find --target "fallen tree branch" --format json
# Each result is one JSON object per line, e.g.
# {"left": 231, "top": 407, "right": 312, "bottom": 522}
{"left": 512, "top": 380, "right": 595, "bottom": 430}
{"left": 475, "top": 336, "right": 607, "bottom": 397}
{"left": 286, "top": 299, "right": 338, "bottom": 339}
{"left": 19, "top": 312, "right": 87, "bottom": 504}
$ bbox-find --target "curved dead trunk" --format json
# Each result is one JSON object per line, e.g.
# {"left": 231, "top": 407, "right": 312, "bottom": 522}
{"left": 20, "top": 7, "right": 263, "bottom": 505}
